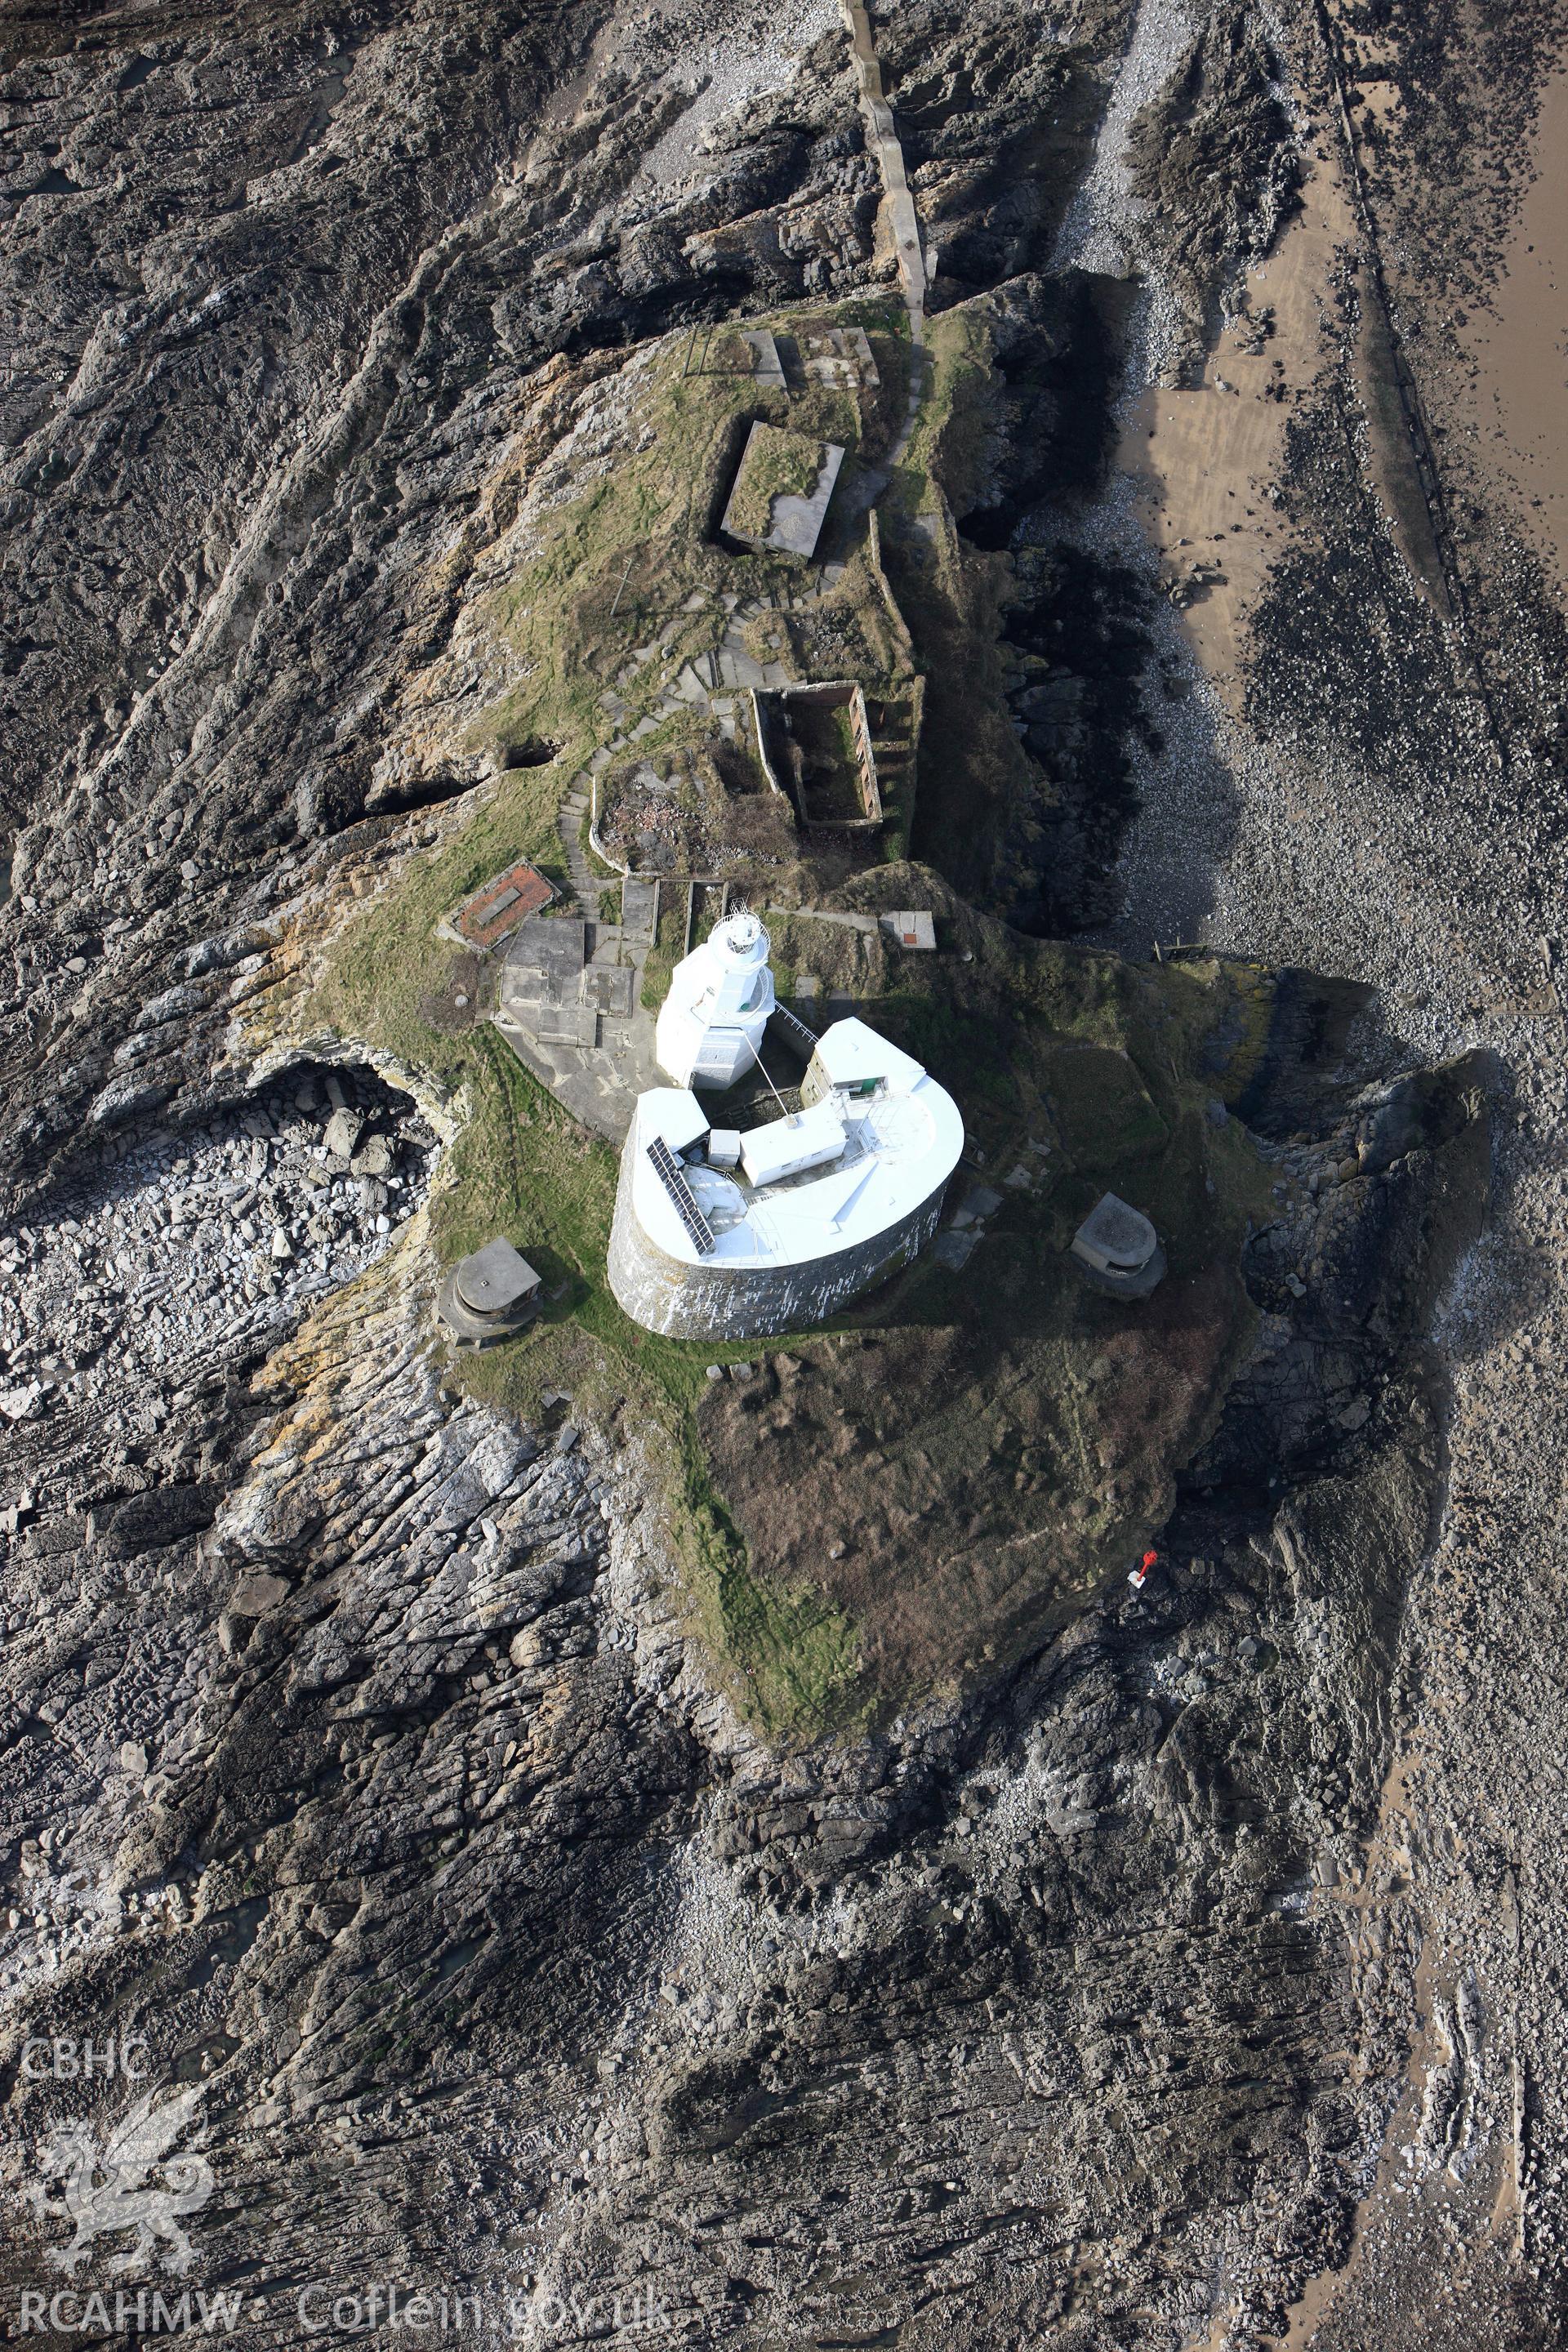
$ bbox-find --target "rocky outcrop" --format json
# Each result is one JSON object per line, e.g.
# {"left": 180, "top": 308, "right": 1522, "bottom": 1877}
{"left": 0, "top": 1061, "right": 435, "bottom": 1451}
{"left": 0, "top": 985, "right": 1489, "bottom": 2345}
{"left": 1124, "top": 7, "right": 1301, "bottom": 378}
{"left": 0, "top": 0, "right": 887, "bottom": 1189}
{"left": 0, "top": 2, "right": 1535, "bottom": 2345}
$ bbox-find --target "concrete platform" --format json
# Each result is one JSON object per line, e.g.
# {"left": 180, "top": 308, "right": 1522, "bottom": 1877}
{"left": 933, "top": 1227, "right": 979, "bottom": 1272}
{"left": 536, "top": 1004, "right": 599, "bottom": 1048}
{"left": 502, "top": 917, "right": 586, "bottom": 1009}
{"left": 492, "top": 973, "right": 662, "bottom": 1143}
{"left": 621, "top": 877, "right": 659, "bottom": 944}
{"left": 581, "top": 965, "right": 635, "bottom": 1018}
{"left": 881, "top": 908, "right": 937, "bottom": 951}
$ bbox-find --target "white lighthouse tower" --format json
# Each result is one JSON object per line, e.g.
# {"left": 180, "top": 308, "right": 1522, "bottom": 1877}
{"left": 655, "top": 908, "right": 776, "bottom": 1090}
{"left": 611, "top": 909, "right": 964, "bottom": 1340}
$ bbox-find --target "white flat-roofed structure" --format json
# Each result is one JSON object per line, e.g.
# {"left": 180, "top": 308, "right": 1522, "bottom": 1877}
{"left": 803, "top": 1015, "right": 925, "bottom": 1102}
{"left": 609, "top": 1015, "right": 964, "bottom": 1339}
{"left": 740, "top": 1096, "right": 846, "bottom": 1187}
{"left": 655, "top": 909, "right": 776, "bottom": 1090}
{"left": 645, "top": 1088, "right": 710, "bottom": 1159}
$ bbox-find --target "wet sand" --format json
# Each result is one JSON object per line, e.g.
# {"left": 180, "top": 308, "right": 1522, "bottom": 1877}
{"left": 1116, "top": 157, "right": 1359, "bottom": 700}
{"left": 1100, "top": 30, "right": 1568, "bottom": 2352}
{"left": 1459, "top": 64, "right": 1568, "bottom": 593}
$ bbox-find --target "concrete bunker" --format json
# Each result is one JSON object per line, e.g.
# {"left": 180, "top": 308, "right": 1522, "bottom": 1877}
{"left": 437, "top": 1237, "right": 543, "bottom": 1350}
{"left": 1070, "top": 1191, "right": 1166, "bottom": 1298}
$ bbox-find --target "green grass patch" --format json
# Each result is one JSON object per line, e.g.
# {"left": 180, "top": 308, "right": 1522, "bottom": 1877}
{"left": 640, "top": 893, "right": 687, "bottom": 1012}
{"left": 270, "top": 283, "right": 1283, "bottom": 1748}
{"left": 697, "top": 866, "right": 1285, "bottom": 1714}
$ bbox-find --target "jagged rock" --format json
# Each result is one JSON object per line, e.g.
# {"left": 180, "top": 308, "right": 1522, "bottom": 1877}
{"left": 323, "top": 1108, "right": 365, "bottom": 1161}
{"left": 0, "top": 4, "right": 1557, "bottom": 2347}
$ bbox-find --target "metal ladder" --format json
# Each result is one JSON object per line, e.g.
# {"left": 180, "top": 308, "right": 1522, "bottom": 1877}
{"left": 768, "top": 1004, "right": 820, "bottom": 1058}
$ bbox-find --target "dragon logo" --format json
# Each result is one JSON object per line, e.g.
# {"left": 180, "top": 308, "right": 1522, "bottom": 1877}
{"left": 26, "top": 2085, "right": 214, "bottom": 2277}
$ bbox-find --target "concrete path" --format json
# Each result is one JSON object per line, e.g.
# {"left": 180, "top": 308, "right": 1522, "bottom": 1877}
{"left": 840, "top": 0, "right": 926, "bottom": 339}
{"left": 555, "top": 781, "right": 599, "bottom": 914}
{"left": 833, "top": 0, "right": 932, "bottom": 533}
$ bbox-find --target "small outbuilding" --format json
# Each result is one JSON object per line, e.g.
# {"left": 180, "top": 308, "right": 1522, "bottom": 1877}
{"left": 453, "top": 861, "right": 556, "bottom": 950}
{"left": 1070, "top": 1193, "right": 1166, "bottom": 1298}
{"left": 437, "top": 1237, "right": 543, "bottom": 1349}
{"left": 739, "top": 1096, "right": 847, "bottom": 1188}
{"left": 803, "top": 1017, "right": 925, "bottom": 1106}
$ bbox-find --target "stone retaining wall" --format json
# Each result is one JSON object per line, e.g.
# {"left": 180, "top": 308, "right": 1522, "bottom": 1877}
{"left": 607, "top": 1148, "right": 950, "bottom": 1339}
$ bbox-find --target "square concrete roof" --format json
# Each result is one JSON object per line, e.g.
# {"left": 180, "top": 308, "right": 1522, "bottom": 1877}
{"left": 721, "top": 421, "right": 844, "bottom": 559}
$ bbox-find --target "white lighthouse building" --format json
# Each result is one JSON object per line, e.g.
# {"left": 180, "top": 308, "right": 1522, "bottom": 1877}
{"left": 609, "top": 922, "right": 964, "bottom": 1340}
{"left": 655, "top": 910, "right": 775, "bottom": 1090}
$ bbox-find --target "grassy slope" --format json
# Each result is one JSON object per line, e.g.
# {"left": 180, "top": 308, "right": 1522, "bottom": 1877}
{"left": 697, "top": 871, "right": 1281, "bottom": 1713}
{"left": 467, "top": 305, "right": 904, "bottom": 803}
{"left": 266, "top": 296, "right": 1285, "bottom": 1744}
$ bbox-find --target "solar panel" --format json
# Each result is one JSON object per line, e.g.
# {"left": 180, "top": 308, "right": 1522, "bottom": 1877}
{"left": 645, "top": 1136, "right": 717, "bottom": 1256}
